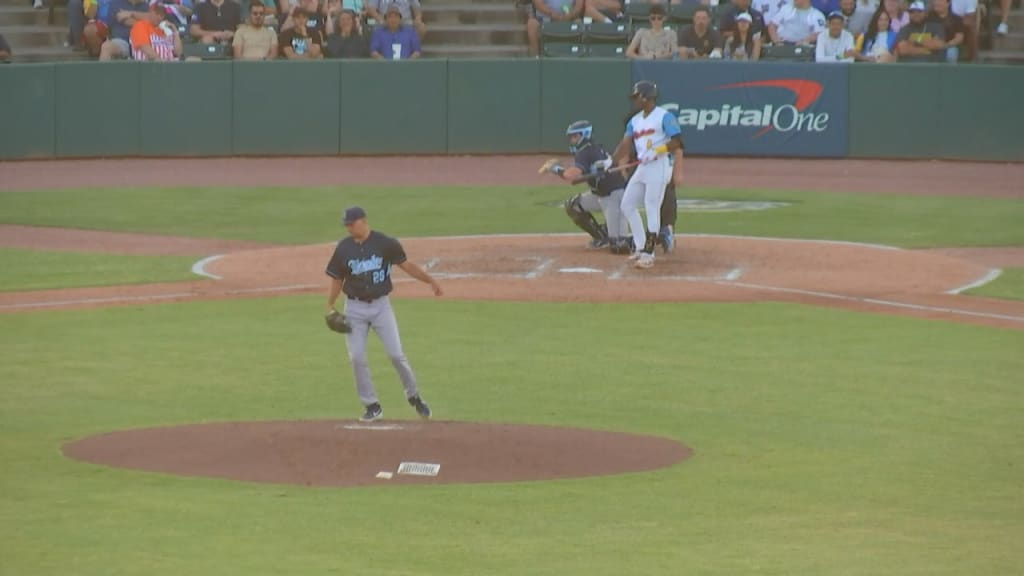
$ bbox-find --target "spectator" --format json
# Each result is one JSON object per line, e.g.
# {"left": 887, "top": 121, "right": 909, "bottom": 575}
{"left": 526, "top": 0, "right": 583, "bottom": 56}
{"left": 626, "top": 4, "right": 676, "bottom": 59}
{"left": 99, "top": 0, "right": 149, "bottom": 59}
{"left": 857, "top": 8, "right": 896, "bottom": 61}
{"left": 368, "top": 0, "right": 425, "bottom": 38}
{"left": 278, "top": 8, "right": 324, "bottom": 57}
{"left": 878, "top": 0, "right": 907, "bottom": 33}
{"left": 724, "top": 11, "right": 763, "bottom": 59}
{"left": 896, "top": 0, "right": 945, "bottom": 61}
{"left": 0, "top": 33, "right": 11, "bottom": 62}
{"left": 678, "top": 6, "right": 722, "bottom": 58}
{"left": 233, "top": 0, "right": 277, "bottom": 59}
{"left": 768, "top": 0, "right": 825, "bottom": 44}
{"left": 851, "top": 0, "right": 878, "bottom": 36}
{"left": 583, "top": 0, "right": 623, "bottom": 23}
{"left": 836, "top": 0, "right": 864, "bottom": 35}
{"left": 753, "top": 0, "right": 791, "bottom": 27}
{"left": 282, "top": 0, "right": 327, "bottom": 39}
{"left": 812, "top": 0, "right": 839, "bottom": 18}
{"left": 326, "top": 8, "right": 369, "bottom": 57}
{"left": 190, "top": 0, "right": 241, "bottom": 44}
{"left": 816, "top": 10, "right": 855, "bottom": 60}
{"left": 162, "top": 0, "right": 195, "bottom": 38}
{"left": 80, "top": 0, "right": 108, "bottom": 56}
{"left": 994, "top": 0, "right": 1010, "bottom": 35}
{"left": 950, "top": 0, "right": 976, "bottom": 60}
{"left": 370, "top": 3, "right": 420, "bottom": 58}
{"left": 720, "top": 0, "right": 765, "bottom": 38}
{"left": 130, "top": 1, "right": 182, "bottom": 60}
{"left": 929, "top": 0, "right": 964, "bottom": 62}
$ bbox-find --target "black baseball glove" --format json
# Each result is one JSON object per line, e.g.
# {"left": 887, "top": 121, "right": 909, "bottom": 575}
{"left": 325, "top": 310, "right": 351, "bottom": 334}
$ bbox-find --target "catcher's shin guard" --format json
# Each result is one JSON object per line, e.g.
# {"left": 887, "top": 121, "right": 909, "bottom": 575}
{"left": 643, "top": 232, "right": 658, "bottom": 254}
{"left": 565, "top": 195, "right": 608, "bottom": 241}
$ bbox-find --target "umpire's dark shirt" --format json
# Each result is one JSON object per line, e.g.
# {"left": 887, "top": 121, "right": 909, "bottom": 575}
{"left": 325, "top": 230, "right": 406, "bottom": 301}
{"left": 573, "top": 142, "right": 626, "bottom": 197}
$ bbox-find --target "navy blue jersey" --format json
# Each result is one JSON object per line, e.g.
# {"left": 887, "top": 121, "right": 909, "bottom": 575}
{"left": 325, "top": 230, "right": 407, "bottom": 300}
{"left": 574, "top": 141, "right": 627, "bottom": 197}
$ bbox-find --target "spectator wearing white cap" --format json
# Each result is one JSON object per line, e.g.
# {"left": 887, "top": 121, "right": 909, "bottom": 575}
{"left": 723, "top": 12, "right": 763, "bottom": 59}
{"left": 768, "top": 0, "right": 826, "bottom": 44}
{"left": 816, "top": 10, "right": 855, "bottom": 60}
{"left": 896, "top": 0, "right": 945, "bottom": 62}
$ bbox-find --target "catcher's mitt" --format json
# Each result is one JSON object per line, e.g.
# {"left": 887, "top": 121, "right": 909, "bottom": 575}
{"left": 537, "top": 158, "right": 562, "bottom": 174}
{"left": 325, "top": 310, "right": 351, "bottom": 334}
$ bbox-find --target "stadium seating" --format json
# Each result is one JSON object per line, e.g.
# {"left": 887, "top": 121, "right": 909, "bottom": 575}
{"left": 760, "top": 43, "right": 815, "bottom": 61}
{"left": 540, "top": 21, "right": 584, "bottom": 44}
{"left": 182, "top": 42, "right": 233, "bottom": 61}
{"left": 584, "top": 21, "right": 630, "bottom": 44}
{"left": 542, "top": 42, "right": 588, "bottom": 57}
{"left": 587, "top": 43, "right": 627, "bottom": 57}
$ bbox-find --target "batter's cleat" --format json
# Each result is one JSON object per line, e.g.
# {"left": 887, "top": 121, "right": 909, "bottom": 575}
{"left": 634, "top": 252, "right": 655, "bottom": 269}
{"left": 627, "top": 251, "right": 644, "bottom": 261}
{"left": 586, "top": 238, "right": 610, "bottom": 250}
{"left": 659, "top": 225, "right": 674, "bottom": 254}
{"left": 408, "top": 395, "right": 432, "bottom": 419}
{"left": 360, "top": 403, "right": 383, "bottom": 422}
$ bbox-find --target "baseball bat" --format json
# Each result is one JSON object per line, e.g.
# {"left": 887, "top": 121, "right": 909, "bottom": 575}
{"left": 570, "top": 161, "right": 640, "bottom": 185}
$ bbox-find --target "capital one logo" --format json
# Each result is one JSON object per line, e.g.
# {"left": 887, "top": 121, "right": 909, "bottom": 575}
{"left": 664, "top": 79, "right": 830, "bottom": 138}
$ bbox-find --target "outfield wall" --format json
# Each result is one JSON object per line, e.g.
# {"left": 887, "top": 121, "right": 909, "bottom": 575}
{"left": 1, "top": 60, "right": 1021, "bottom": 161}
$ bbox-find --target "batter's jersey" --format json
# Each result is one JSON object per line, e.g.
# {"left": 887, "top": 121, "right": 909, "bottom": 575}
{"left": 325, "top": 230, "right": 407, "bottom": 301}
{"left": 574, "top": 141, "right": 626, "bottom": 197}
{"left": 625, "top": 106, "right": 683, "bottom": 166}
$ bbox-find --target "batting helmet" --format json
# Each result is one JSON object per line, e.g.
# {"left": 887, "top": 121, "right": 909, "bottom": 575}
{"left": 565, "top": 120, "right": 593, "bottom": 153}
{"left": 630, "top": 81, "right": 658, "bottom": 102}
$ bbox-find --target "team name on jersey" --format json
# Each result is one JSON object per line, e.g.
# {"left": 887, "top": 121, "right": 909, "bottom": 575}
{"left": 632, "top": 128, "right": 656, "bottom": 140}
{"left": 348, "top": 255, "right": 384, "bottom": 275}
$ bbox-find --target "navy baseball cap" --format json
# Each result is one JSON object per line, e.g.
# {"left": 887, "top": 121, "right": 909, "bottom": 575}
{"left": 342, "top": 206, "right": 367, "bottom": 225}
{"left": 827, "top": 10, "right": 845, "bottom": 20}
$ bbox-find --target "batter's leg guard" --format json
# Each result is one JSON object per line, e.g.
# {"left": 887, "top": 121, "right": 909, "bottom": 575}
{"left": 565, "top": 195, "right": 608, "bottom": 242}
{"left": 660, "top": 182, "right": 678, "bottom": 228}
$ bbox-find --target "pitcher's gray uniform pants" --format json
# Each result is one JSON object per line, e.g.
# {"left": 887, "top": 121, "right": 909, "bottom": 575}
{"left": 343, "top": 296, "right": 419, "bottom": 406}
{"left": 578, "top": 188, "right": 628, "bottom": 238}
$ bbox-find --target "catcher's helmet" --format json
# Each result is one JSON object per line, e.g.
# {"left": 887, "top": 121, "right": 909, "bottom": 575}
{"left": 565, "top": 120, "right": 593, "bottom": 153}
{"left": 630, "top": 80, "right": 658, "bottom": 101}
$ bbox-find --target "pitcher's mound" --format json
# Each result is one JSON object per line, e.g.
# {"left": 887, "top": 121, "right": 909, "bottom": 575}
{"left": 63, "top": 420, "right": 692, "bottom": 487}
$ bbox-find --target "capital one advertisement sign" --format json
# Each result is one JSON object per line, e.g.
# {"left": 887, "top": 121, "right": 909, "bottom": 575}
{"left": 631, "top": 62, "right": 849, "bottom": 157}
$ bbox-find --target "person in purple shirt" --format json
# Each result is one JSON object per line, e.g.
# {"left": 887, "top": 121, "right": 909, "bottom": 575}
{"left": 370, "top": 3, "right": 420, "bottom": 59}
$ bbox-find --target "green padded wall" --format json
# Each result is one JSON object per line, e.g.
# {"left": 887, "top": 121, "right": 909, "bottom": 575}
{"left": 937, "top": 65, "right": 1024, "bottom": 161}
{"left": 539, "top": 59, "right": 631, "bottom": 153}
{"left": 232, "top": 60, "right": 341, "bottom": 155}
{"left": 0, "top": 64, "right": 55, "bottom": 160}
{"left": 447, "top": 59, "right": 541, "bottom": 153}
{"left": 339, "top": 60, "right": 447, "bottom": 154}
{"left": 848, "top": 64, "right": 943, "bottom": 159}
{"left": 54, "top": 62, "right": 141, "bottom": 157}
{"left": 138, "top": 62, "right": 233, "bottom": 156}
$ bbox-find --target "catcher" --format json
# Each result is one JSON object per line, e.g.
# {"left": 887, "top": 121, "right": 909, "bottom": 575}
{"left": 539, "top": 120, "right": 632, "bottom": 255}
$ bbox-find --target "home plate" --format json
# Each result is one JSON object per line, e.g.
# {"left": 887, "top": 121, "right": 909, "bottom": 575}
{"left": 559, "top": 267, "right": 602, "bottom": 274}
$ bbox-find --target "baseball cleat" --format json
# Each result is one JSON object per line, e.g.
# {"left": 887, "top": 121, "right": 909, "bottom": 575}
{"left": 360, "top": 402, "right": 383, "bottom": 422}
{"left": 659, "top": 226, "right": 674, "bottom": 254}
{"left": 634, "top": 253, "right": 655, "bottom": 269}
{"left": 408, "top": 395, "right": 431, "bottom": 419}
{"left": 586, "top": 238, "right": 610, "bottom": 250}
{"left": 627, "top": 251, "right": 644, "bottom": 261}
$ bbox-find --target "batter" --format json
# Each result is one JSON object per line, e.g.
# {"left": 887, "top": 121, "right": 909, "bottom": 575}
{"left": 614, "top": 81, "right": 685, "bottom": 269}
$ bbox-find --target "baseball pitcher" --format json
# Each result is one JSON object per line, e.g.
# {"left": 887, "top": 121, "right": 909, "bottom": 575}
{"left": 539, "top": 120, "right": 632, "bottom": 255}
{"left": 324, "top": 206, "right": 442, "bottom": 422}
{"left": 614, "top": 80, "right": 685, "bottom": 269}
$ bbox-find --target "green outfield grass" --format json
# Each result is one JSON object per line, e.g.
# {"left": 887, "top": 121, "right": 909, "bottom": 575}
{"left": 2, "top": 186, "right": 1023, "bottom": 248}
{"left": 0, "top": 297, "right": 1021, "bottom": 576}
{"left": 0, "top": 248, "right": 200, "bottom": 292}
{"left": 967, "top": 268, "right": 1024, "bottom": 301}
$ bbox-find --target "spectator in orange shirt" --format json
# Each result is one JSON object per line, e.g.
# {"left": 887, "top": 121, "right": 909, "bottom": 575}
{"left": 130, "top": 1, "right": 182, "bottom": 60}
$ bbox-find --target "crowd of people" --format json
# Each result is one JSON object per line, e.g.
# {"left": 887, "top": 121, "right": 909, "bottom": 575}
{"left": 528, "top": 0, "right": 1013, "bottom": 62}
{"left": 61, "top": 0, "right": 424, "bottom": 60}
